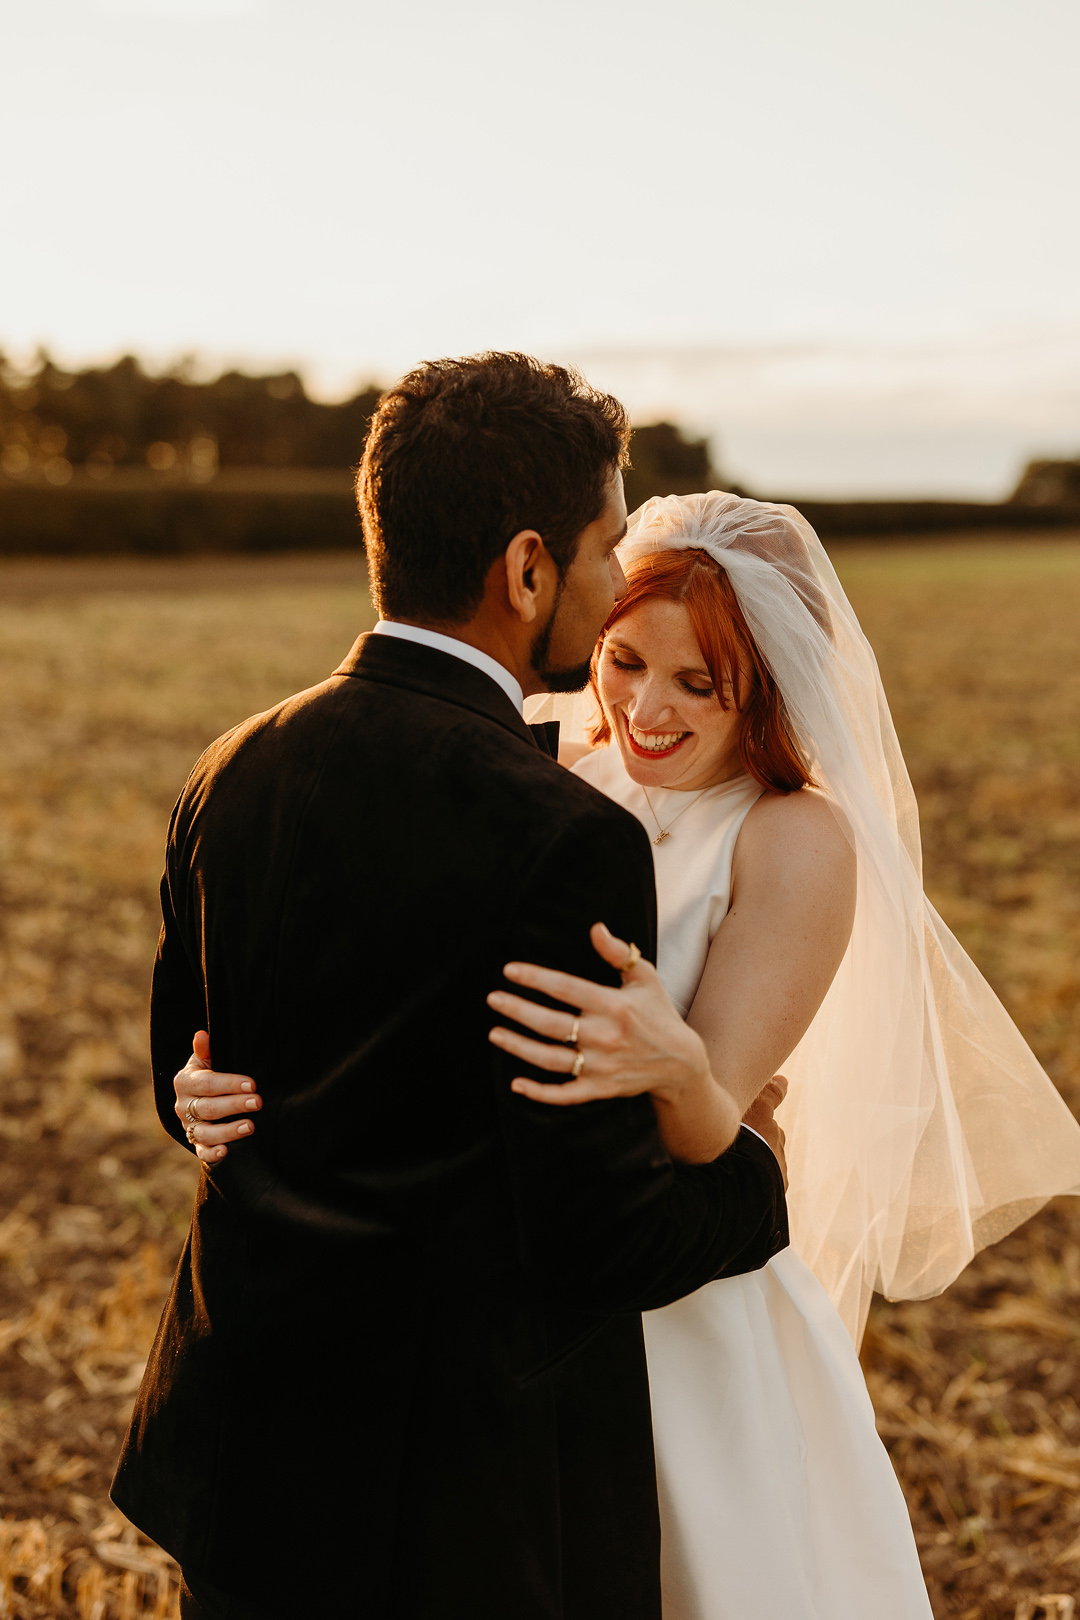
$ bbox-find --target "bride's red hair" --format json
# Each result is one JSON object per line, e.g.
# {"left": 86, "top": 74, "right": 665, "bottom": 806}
{"left": 590, "top": 548, "right": 813, "bottom": 795}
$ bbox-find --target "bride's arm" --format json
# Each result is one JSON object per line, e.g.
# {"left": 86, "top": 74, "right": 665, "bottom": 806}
{"left": 487, "top": 790, "right": 855, "bottom": 1165}
{"left": 684, "top": 790, "right": 855, "bottom": 1117}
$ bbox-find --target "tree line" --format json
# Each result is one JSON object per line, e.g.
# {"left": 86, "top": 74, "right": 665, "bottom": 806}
{"left": 0, "top": 351, "right": 723, "bottom": 509}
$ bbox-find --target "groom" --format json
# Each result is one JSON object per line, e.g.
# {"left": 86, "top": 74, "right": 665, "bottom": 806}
{"left": 112, "top": 352, "right": 788, "bottom": 1618}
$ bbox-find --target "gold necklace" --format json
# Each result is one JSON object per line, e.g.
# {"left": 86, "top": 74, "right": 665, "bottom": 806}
{"left": 641, "top": 786, "right": 709, "bottom": 845}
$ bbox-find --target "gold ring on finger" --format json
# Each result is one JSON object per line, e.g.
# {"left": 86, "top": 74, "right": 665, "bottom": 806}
{"left": 185, "top": 1099, "right": 203, "bottom": 1127}
{"left": 621, "top": 942, "right": 642, "bottom": 980}
{"left": 565, "top": 1016, "right": 580, "bottom": 1047}
{"left": 571, "top": 1051, "right": 585, "bottom": 1079}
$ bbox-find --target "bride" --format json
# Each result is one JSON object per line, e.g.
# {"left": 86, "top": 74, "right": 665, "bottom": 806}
{"left": 175, "top": 492, "right": 1080, "bottom": 1618}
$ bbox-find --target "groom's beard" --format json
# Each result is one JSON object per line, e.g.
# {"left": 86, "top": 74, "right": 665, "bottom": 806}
{"left": 530, "top": 582, "right": 593, "bottom": 694}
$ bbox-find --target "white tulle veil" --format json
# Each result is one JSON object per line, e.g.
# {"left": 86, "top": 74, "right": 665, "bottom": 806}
{"left": 531, "top": 491, "right": 1080, "bottom": 1346}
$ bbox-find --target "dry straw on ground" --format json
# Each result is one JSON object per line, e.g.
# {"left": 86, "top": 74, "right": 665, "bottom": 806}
{"left": 1, "top": 537, "right": 1079, "bottom": 1619}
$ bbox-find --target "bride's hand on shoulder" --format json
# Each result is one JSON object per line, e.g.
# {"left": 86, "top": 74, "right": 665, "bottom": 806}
{"left": 486, "top": 923, "right": 742, "bottom": 1162}
{"left": 173, "top": 1031, "right": 261, "bottom": 1165}
{"left": 488, "top": 923, "right": 703, "bottom": 1105}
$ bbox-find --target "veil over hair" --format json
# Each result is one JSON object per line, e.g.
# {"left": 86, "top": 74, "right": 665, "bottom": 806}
{"left": 531, "top": 491, "right": 1080, "bottom": 1345}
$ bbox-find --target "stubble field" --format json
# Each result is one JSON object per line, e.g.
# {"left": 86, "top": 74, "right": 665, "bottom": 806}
{"left": 1, "top": 536, "right": 1079, "bottom": 1619}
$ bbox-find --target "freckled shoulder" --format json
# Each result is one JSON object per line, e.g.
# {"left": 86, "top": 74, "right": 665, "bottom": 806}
{"left": 734, "top": 785, "right": 855, "bottom": 884}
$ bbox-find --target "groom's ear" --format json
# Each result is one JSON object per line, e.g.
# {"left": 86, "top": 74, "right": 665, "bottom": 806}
{"left": 504, "top": 529, "right": 557, "bottom": 625}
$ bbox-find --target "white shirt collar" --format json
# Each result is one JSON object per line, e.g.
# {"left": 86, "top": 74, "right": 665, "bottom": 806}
{"left": 371, "top": 621, "right": 525, "bottom": 715}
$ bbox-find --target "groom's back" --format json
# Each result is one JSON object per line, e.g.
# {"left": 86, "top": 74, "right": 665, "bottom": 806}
{"left": 177, "top": 634, "right": 609, "bottom": 1239}
{"left": 116, "top": 630, "right": 669, "bottom": 1617}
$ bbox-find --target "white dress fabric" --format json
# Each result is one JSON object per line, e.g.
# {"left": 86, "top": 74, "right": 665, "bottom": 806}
{"left": 573, "top": 743, "right": 934, "bottom": 1620}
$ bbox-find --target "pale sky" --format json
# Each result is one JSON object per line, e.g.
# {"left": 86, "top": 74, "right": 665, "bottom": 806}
{"left": 4, "top": 0, "right": 1079, "bottom": 495}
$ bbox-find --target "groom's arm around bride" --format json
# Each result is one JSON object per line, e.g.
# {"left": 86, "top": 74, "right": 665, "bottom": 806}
{"left": 111, "top": 353, "right": 787, "bottom": 1620}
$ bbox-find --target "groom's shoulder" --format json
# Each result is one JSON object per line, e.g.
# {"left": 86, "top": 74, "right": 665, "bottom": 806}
{"left": 174, "top": 672, "right": 353, "bottom": 801}
{"left": 478, "top": 738, "right": 656, "bottom": 886}
{"left": 171, "top": 643, "right": 642, "bottom": 845}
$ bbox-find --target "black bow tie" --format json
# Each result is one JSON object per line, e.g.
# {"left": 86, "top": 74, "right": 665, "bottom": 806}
{"left": 529, "top": 721, "right": 561, "bottom": 759}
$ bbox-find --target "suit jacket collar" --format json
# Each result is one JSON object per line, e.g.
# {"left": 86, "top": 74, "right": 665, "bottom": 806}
{"left": 333, "top": 632, "right": 539, "bottom": 749}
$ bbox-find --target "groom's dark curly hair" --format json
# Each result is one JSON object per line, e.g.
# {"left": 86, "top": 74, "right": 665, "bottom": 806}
{"left": 357, "top": 352, "right": 630, "bottom": 623}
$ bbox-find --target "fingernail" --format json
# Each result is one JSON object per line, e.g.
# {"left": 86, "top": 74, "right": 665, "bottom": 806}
{"left": 246, "top": 1098, "right": 258, "bottom": 1109}
{"left": 241, "top": 1081, "right": 254, "bottom": 1093}
{"left": 488, "top": 1030, "right": 505, "bottom": 1045}
{"left": 503, "top": 964, "right": 522, "bottom": 980}
{"left": 238, "top": 1121, "right": 253, "bottom": 1134}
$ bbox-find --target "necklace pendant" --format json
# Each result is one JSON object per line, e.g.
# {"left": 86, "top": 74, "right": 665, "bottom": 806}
{"left": 654, "top": 830, "right": 670, "bottom": 845}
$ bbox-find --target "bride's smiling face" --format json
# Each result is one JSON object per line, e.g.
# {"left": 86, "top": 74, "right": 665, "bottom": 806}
{"left": 598, "top": 598, "right": 746, "bottom": 791}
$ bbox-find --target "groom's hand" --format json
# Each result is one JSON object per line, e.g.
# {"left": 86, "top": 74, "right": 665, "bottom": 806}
{"left": 742, "top": 1076, "right": 788, "bottom": 1188}
{"left": 173, "top": 1031, "right": 261, "bottom": 1165}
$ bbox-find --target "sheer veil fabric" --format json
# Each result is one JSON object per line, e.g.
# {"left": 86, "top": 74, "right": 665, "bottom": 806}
{"left": 528, "top": 492, "right": 1080, "bottom": 1346}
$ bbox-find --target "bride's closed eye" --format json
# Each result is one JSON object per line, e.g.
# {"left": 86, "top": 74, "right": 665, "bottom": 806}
{"left": 609, "top": 652, "right": 716, "bottom": 699}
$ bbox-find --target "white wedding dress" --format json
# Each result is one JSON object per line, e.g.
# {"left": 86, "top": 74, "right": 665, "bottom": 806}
{"left": 573, "top": 744, "right": 934, "bottom": 1620}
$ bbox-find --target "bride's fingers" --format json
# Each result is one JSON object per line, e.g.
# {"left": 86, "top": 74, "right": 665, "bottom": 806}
{"left": 181, "top": 1092, "right": 261, "bottom": 1123}
{"left": 501, "top": 931, "right": 658, "bottom": 1012}
{"left": 187, "top": 1117, "right": 255, "bottom": 1148}
{"left": 173, "top": 1084, "right": 255, "bottom": 1124}
{"left": 589, "top": 922, "right": 644, "bottom": 977}
{"left": 501, "top": 960, "right": 624, "bottom": 1014}
{"left": 509, "top": 1076, "right": 608, "bottom": 1105}
{"left": 175, "top": 1067, "right": 258, "bottom": 1098}
{"left": 489, "top": 1024, "right": 611, "bottom": 1074}
{"left": 486, "top": 990, "right": 588, "bottom": 1041}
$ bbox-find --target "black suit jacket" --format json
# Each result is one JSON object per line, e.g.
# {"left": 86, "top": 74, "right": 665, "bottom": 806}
{"left": 112, "top": 633, "right": 787, "bottom": 1619}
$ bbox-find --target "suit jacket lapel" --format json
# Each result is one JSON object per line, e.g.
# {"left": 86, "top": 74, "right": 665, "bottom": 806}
{"left": 334, "top": 632, "right": 541, "bottom": 750}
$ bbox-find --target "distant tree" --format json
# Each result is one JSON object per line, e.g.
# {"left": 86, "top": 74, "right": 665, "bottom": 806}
{"left": 623, "top": 420, "right": 742, "bottom": 511}
{"left": 1010, "top": 458, "right": 1080, "bottom": 509}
